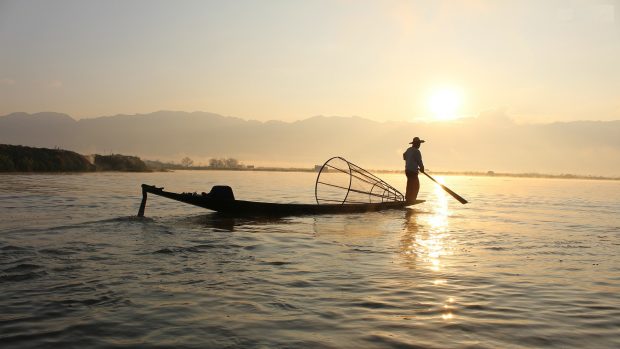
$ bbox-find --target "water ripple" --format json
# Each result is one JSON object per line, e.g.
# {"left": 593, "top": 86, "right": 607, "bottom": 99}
{"left": 1, "top": 173, "right": 619, "bottom": 348}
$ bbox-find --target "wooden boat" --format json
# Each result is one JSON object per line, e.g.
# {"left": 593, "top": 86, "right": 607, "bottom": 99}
{"left": 138, "top": 184, "right": 423, "bottom": 217}
{"left": 137, "top": 157, "right": 423, "bottom": 217}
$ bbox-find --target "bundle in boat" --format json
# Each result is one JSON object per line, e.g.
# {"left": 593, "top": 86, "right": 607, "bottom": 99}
{"left": 315, "top": 157, "right": 404, "bottom": 205}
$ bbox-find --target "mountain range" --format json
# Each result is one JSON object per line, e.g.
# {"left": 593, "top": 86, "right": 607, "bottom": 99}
{"left": 1, "top": 111, "right": 619, "bottom": 176}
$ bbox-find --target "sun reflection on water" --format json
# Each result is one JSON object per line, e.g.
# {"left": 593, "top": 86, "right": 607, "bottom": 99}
{"left": 401, "top": 181, "right": 452, "bottom": 272}
{"left": 401, "top": 177, "right": 458, "bottom": 321}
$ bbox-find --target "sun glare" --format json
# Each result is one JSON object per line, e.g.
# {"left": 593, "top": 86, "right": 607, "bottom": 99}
{"left": 428, "top": 87, "right": 463, "bottom": 121}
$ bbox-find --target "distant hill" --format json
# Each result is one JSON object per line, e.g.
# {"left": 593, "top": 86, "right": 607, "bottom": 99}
{"left": 0, "top": 144, "right": 94, "bottom": 172}
{"left": 1, "top": 111, "right": 619, "bottom": 176}
{"left": 0, "top": 144, "right": 149, "bottom": 172}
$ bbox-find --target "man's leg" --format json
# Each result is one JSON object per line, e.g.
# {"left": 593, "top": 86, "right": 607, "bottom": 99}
{"left": 405, "top": 171, "right": 420, "bottom": 203}
{"left": 411, "top": 174, "right": 420, "bottom": 201}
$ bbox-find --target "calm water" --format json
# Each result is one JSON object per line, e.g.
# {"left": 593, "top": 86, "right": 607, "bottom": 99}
{"left": 1, "top": 171, "right": 619, "bottom": 348}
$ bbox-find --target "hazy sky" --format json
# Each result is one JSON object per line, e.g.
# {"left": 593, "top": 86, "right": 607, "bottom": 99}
{"left": 1, "top": 0, "right": 619, "bottom": 123}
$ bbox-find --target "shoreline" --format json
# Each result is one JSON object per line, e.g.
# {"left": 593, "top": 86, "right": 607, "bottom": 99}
{"left": 2, "top": 167, "right": 617, "bottom": 181}
{"left": 170, "top": 167, "right": 620, "bottom": 181}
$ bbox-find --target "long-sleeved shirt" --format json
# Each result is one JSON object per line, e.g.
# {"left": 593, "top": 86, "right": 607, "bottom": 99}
{"left": 403, "top": 147, "right": 424, "bottom": 172}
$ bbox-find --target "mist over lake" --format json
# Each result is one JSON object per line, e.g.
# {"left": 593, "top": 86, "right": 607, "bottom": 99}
{"left": 2, "top": 111, "right": 620, "bottom": 176}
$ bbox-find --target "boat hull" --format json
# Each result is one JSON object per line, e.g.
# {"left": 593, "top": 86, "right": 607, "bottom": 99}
{"left": 139, "top": 184, "right": 423, "bottom": 217}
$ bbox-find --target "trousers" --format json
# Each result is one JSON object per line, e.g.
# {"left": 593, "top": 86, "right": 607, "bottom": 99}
{"left": 405, "top": 170, "right": 420, "bottom": 203}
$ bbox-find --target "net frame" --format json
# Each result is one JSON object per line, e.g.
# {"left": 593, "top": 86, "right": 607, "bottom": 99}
{"left": 314, "top": 156, "right": 405, "bottom": 205}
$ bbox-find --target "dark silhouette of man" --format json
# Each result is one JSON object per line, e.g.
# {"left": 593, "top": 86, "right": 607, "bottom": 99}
{"left": 403, "top": 137, "right": 425, "bottom": 203}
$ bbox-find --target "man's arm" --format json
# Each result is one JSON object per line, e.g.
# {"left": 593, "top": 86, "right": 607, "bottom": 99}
{"left": 417, "top": 150, "right": 424, "bottom": 172}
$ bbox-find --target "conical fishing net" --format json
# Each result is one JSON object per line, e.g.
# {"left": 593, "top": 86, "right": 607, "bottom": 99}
{"left": 314, "top": 157, "right": 404, "bottom": 205}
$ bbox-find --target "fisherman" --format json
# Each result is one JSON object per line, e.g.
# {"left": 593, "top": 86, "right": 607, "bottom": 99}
{"left": 403, "top": 137, "right": 425, "bottom": 203}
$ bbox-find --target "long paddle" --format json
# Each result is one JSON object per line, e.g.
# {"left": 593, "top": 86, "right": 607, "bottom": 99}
{"left": 421, "top": 171, "right": 468, "bottom": 204}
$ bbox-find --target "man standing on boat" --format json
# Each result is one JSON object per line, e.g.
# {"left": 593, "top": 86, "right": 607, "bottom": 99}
{"left": 403, "top": 137, "right": 425, "bottom": 203}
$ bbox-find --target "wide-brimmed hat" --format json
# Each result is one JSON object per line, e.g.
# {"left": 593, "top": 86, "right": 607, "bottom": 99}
{"left": 409, "top": 137, "right": 425, "bottom": 144}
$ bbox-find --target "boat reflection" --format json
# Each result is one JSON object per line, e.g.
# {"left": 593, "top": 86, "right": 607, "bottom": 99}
{"left": 192, "top": 213, "right": 291, "bottom": 232}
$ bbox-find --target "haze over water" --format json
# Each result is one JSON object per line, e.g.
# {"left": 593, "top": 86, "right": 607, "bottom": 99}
{"left": 1, "top": 171, "right": 619, "bottom": 348}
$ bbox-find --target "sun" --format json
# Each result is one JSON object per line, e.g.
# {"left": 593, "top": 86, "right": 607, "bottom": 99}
{"left": 427, "top": 87, "right": 463, "bottom": 121}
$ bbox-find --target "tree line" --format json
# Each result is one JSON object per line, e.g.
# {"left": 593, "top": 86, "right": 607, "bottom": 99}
{"left": 177, "top": 157, "right": 245, "bottom": 169}
{"left": 208, "top": 158, "right": 241, "bottom": 169}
